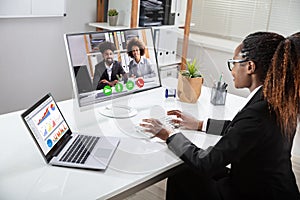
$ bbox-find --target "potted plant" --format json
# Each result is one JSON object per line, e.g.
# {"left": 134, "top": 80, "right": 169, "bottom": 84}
{"left": 108, "top": 9, "right": 119, "bottom": 26}
{"left": 177, "top": 58, "right": 204, "bottom": 103}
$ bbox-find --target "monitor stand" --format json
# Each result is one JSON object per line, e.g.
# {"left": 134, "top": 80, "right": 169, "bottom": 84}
{"left": 99, "top": 105, "right": 138, "bottom": 118}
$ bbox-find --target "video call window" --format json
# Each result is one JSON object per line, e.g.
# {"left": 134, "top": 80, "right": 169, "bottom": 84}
{"left": 65, "top": 27, "right": 161, "bottom": 108}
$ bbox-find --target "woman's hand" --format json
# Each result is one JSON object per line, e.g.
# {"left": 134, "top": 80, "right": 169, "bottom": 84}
{"left": 140, "top": 118, "right": 173, "bottom": 141}
{"left": 167, "top": 110, "right": 203, "bottom": 131}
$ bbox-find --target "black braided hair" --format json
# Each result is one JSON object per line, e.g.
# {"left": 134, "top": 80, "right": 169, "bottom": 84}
{"left": 241, "top": 32, "right": 285, "bottom": 82}
{"left": 264, "top": 32, "right": 300, "bottom": 138}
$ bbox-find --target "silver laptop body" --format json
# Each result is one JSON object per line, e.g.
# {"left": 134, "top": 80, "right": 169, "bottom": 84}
{"left": 21, "top": 93, "right": 119, "bottom": 170}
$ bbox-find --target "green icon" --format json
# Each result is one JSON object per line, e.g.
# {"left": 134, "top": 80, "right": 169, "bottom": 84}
{"left": 126, "top": 80, "right": 134, "bottom": 90}
{"left": 115, "top": 83, "right": 123, "bottom": 92}
{"left": 103, "top": 85, "right": 112, "bottom": 96}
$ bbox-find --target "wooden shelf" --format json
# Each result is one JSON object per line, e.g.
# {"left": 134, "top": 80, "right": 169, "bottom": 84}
{"left": 89, "top": 22, "right": 194, "bottom": 31}
{"left": 96, "top": 0, "right": 193, "bottom": 70}
{"left": 89, "top": 22, "right": 129, "bottom": 30}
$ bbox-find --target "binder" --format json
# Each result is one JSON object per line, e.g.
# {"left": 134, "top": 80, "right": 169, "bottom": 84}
{"left": 116, "top": 31, "right": 123, "bottom": 50}
{"left": 174, "top": 0, "right": 186, "bottom": 26}
{"left": 155, "top": 28, "right": 178, "bottom": 66}
{"left": 120, "top": 31, "right": 126, "bottom": 49}
{"left": 104, "top": 33, "right": 110, "bottom": 42}
{"left": 120, "top": 53, "right": 129, "bottom": 73}
{"left": 109, "top": 32, "right": 114, "bottom": 43}
{"left": 153, "top": 28, "right": 164, "bottom": 65}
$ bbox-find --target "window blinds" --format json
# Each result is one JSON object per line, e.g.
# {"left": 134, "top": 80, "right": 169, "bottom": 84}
{"left": 191, "top": 0, "right": 299, "bottom": 40}
{"left": 268, "top": 0, "right": 300, "bottom": 36}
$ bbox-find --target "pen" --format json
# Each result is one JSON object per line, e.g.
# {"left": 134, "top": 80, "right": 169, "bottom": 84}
{"left": 219, "top": 72, "right": 223, "bottom": 82}
{"left": 217, "top": 72, "right": 224, "bottom": 89}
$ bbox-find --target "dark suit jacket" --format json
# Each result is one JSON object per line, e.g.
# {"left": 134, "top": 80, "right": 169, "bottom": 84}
{"left": 167, "top": 88, "right": 300, "bottom": 200}
{"left": 92, "top": 61, "right": 125, "bottom": 90}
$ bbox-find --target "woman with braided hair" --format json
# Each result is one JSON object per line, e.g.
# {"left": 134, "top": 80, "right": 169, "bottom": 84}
{"left": 264, "top": 32, "right": 300, "bottom": 139}
{"left": 140, "top": 32, "right": 300, "bottom": 200}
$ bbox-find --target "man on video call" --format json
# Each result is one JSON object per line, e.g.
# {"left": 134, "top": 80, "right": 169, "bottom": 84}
{"left": 92, "top": 41, "right": 127, "bottom": 90}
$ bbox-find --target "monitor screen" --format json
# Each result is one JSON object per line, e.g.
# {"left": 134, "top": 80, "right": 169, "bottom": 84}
{"left": 64, "top": 27, "right": 161, "bottom": 117}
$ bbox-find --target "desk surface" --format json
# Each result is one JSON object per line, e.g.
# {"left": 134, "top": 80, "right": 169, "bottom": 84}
{"left": 0, "top": 77, "right": 245, "bottom": 200}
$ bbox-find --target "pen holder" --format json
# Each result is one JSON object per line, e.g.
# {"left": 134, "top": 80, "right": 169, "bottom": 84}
{"left": 210, "top": 82, "right": 227, "bottom": 105}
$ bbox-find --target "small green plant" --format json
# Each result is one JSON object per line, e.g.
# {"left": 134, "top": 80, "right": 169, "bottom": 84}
{"left": 180, "top": 58, "right": 202, "bottom": 78}
{"left": 108, "top": 9, "right": 119, "bottom": 16}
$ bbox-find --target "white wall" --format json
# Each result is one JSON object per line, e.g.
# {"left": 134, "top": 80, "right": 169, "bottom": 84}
{"left": 0, "top": 0, "right": 97, "bottom": 114}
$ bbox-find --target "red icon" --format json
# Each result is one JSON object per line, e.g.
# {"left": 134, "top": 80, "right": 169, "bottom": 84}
{"left": 136, "top": 78, "right": 144, "bottom": 88}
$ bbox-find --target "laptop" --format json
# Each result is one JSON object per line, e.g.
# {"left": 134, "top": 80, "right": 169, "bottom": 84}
{"left": 21, "top": 93, "right": 120, "bottom": 170}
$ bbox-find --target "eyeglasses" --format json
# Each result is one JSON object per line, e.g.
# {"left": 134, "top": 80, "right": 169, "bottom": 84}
{"left": 227, "top": 59, "right": 249, "bottom": 71}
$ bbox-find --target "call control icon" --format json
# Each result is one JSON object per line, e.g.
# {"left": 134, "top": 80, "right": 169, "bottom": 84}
{"left": 136, "top": 78, "right": 144, "bottom": 88}
{"left": 126, "top": 80, "right": 135, "bottom": 90}
{"left": 115, "top": 83, "right": 123, "bottom": 93}
{"left": 103, "top": 85, "right": 112, "bottom": 96}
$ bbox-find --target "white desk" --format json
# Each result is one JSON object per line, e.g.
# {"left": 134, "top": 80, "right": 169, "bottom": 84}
{"left": 0, "top": 77, "right": 245, "bottom": 200}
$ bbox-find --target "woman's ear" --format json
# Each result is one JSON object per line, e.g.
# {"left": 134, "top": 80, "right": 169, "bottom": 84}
{"left": 247, "top": 61, "right": 256, "bottom": 74}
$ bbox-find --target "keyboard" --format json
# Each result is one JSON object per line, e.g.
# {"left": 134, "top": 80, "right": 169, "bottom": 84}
{"left": 135, "top": 115, "right": 179, "bottom": 138}
{"left": 60, "top": 135, "right": 99, "bottom": 164}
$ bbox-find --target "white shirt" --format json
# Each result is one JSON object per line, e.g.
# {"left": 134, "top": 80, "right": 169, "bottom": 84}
{"left": 132, "top": 56, "right": 147, "bottom": 77}
{"left": 105, "top": 63, "right": 113, "bottom": 80}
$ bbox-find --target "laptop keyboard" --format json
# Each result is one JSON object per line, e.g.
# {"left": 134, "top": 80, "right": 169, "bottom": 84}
{"left": 60, "top": 135, "right": 99, "bottom": 164}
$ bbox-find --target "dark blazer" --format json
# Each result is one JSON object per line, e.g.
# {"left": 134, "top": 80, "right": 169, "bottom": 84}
{"left": 167, "top": 88, "right": 300, "bottom": 200}
{"left": 92, "top": 60, "right": 125, "bottom": 90}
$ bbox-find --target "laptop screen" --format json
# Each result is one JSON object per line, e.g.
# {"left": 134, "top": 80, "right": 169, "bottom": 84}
{"left": 22, "top": 94, "right": 70, "bottom": 155}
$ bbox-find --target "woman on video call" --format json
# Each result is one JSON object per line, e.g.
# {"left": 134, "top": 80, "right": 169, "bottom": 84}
{"left": 140, "top": 31, "right": 300, "bottom": 200}
{"left": 127, "top": 37, "right": 155, "bottom": 79}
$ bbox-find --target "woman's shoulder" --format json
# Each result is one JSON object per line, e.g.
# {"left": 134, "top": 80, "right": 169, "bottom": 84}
{"left": 238, "top": 99, "right": 272, "bottom": 124}
{"left": 129, "top": 59, "right": 134, "bottom": 64}
{"left": 142, "top": 56, "right": 152, "bottom": 65}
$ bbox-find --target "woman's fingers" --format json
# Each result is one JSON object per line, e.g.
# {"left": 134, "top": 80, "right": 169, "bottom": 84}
{"left": 167, "top": 110, "right": 182, "bottom": 118}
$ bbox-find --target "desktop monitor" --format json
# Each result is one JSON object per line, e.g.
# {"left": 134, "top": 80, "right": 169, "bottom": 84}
{"left": 64, "top": 27, "right": 161, "bottom": 118}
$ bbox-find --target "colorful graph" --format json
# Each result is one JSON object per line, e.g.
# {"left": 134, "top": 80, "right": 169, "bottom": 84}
{"left": 47, "top": 139, "right": 53, "bottom": 148}
{"left": 37, "top": 104, "right": 55, "bottom": 125}
{"left": 43, "top": 120, "right": 57, "bottom": 136}
{"left": 50, "top": 103, "right": 55, "bottom": 111}
{"left": 52, "top": 124, "right": 68, "bottom": 143}
{"left": 46, "top": 124, "right": 68, "bottom": 148}
{"left": 37, "top": 108, "right": 50, "bottom": 125}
